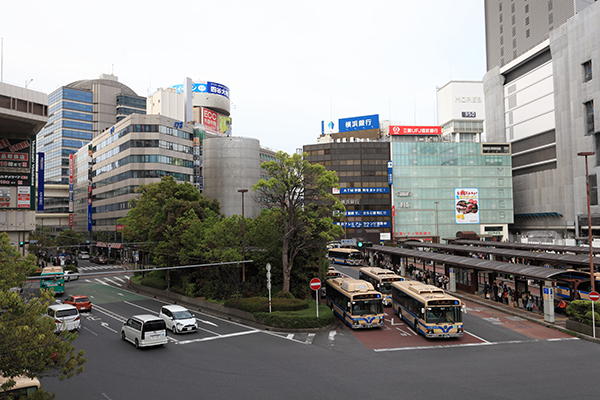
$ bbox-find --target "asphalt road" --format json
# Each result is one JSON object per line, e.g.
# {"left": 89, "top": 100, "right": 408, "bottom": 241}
{"left": 36, "top": 266, "right": 600, "bottom": 399}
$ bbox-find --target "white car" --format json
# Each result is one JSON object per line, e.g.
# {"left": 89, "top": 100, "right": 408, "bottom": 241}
{"left": 64, "top": 270, "right": 79, "bottom": 281}
{"left": 48, "top": 304, "right": 81, "bottom": 333}
{"left": 78, "top": 252, "right": 90, "bottom": 260}
{"left": 121, "top": 315, "right": 168, "bottom": 348}
{"left": 158, "top": 305, "right": 198, "bottom": 334}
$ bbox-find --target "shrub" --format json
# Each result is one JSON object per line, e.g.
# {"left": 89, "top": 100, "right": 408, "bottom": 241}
{"left": 583, "top": 310, "right": 600, "bottom": 327}
{"left": 566, "top": 300, "right": 600, "bottom": 326}
{"left": 138, "top": 275, "right": 167, "bottom": 290}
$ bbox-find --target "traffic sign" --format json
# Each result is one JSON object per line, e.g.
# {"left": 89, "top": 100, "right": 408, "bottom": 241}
{"left": 590, "top": 291, "right": 600, "bottom": 301}
{"left": 310, "top": 278, "right": 321, "bottom": 291}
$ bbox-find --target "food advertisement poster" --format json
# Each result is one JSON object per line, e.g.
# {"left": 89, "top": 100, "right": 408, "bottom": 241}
{"left": 455, "top": 188, "right": 479, "bottom": 224}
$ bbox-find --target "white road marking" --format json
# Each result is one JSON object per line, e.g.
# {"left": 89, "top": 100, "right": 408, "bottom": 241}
{"left": 286, "top": 334, "right": 294, "bottom": 339}
{"left": 306, "top": 333, "right": 316, "bottom": 344}
{"left": 328, "top": 331, "right": 337, "bottom": 341}
{"left": 197, "top": 318, "right": 218, "bottom": 327}
{"left": 176, "top": 330, "right": 260, "bottom": 344}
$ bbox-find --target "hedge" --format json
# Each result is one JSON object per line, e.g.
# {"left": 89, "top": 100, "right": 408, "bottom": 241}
{"left": 566, "top": 300, "right": 600, "bottom": 327}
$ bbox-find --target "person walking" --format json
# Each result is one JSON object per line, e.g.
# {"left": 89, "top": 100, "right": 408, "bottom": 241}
{"left": 526, "top": 294, "right": 534, "bottom": 312}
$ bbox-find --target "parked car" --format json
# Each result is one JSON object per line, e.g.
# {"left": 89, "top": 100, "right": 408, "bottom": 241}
{"left": 90, "top": 255, "right": 99, "bottom": 263}
{"left": 121, "top": 315, "right": 168, "bottom": 348}
{"left": 159, "top": 305, "right": 198, "bottom": 334}
{"left": 97, "top": 256, "right": 108, "bottom": 265}
{"left": 63, "top": 295, "right": 92, "bottom": 312}
{"left": 47, "top": 304, "right": 81, "bottom": 333}
{"left": 64, "top": 270, "right": 79, "bottom": 281}
{"left": 78, "top": 251, "right": 90, "bottom": 260}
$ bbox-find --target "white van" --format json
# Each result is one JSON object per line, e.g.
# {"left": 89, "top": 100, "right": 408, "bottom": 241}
{"left": 48, "top": 304, "right": 81, "bottom": 333}
{"left": 121, "top": 315, "right": 167, "bottom": 348}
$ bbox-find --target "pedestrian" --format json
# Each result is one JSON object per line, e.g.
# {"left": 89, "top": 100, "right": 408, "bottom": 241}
{"left": 521, "top": 291, "right": 529, "bottom": 309}
{"left": 493, "top": 282, "right": 499, "bottom": 302}
{"left": 526, "top": 294, "right": 534, "bottom": 312}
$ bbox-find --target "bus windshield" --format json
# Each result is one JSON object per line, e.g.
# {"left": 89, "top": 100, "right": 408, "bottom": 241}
{"left": 379, "top": 282, "right": 393, "bottom": 295}
{"left": 425, "top": 306, "right": 462, "bottom": 324}
{"left": 352, "top": 299, "right": 383, "bottom": 316}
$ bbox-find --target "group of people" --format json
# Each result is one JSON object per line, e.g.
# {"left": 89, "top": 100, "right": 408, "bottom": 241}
{"left": 483, "top": 282, "right": 536, "bottom": 311}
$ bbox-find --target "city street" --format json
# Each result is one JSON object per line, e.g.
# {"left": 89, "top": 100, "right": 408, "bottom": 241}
{"left": 37, "top": 273, "right": 600, "bottom": 399}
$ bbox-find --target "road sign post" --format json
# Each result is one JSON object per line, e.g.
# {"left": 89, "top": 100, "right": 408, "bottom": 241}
{"left": 266, "top": 263, "right": 272, "bottom": 313}
{"left": 590, "top": 291, "right": 599, "bottom": 338}
{"left": 310, "top": 278, "right": 321, "bottom": 318}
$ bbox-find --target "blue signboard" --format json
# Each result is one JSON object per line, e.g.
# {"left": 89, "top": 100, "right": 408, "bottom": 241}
{"left": 37, "top": 153, "right": 44, "bottom": 211}
{"left": 363, "top": 210, "right": 390, "bottom": 216}
{"left": 346, "top": 211, "right": 361, "bottom": 216}
{"left": 87, "top": 204, "right": 92, "bottom": 231}
{"left": 338, "top": 114, "right": 379, "bottom": 132}
{"left": 388, "top": 161, "right": 393, "bottom": 186}
{"left": 171, "top": 82, "right": 230, "bottom": 99}
{"left": 363, "top": 221, "right": 391, "bottom": 228}
{"left": 339, "top": 187, "right": 390, "bottom": 194}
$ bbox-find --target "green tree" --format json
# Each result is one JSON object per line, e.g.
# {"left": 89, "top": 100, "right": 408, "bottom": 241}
{"left": 253, "top": 151, "right": 344, "bottom": 293}
{"left": 119, "top": 176, "right": 221, "bottom": 266}
{"left": 55, "top": 229, "right": 84, "bottom": 257}
{"left": 0, "top": 232, "right": 86, "bottom": 398}
{"left": 29, "top": 227, "right": 54, "bottom": 261}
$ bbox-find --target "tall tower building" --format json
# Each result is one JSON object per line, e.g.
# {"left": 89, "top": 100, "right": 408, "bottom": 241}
{"left": 484, "top": 0, "right": 574, "bottom": 70}
{"left": 483, "top": 1, "right": 600, "bottom": 243}
{"left": 37, "top": 74, "right": 145, "bottom": 218}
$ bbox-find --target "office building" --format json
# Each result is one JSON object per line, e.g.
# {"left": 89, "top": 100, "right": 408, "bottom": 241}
{"left": 483, "top": 0, "right": 600, "bottom": 242}
{"left": 0, "top": 82, "right": 48, "bottom": 246}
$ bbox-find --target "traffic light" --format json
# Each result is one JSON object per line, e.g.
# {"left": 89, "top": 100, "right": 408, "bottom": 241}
{"left": 357, "top": 241, "right": 363, "bottom": 248}
{"left": 19, "top": 241, "right": 24, "bottom": 247}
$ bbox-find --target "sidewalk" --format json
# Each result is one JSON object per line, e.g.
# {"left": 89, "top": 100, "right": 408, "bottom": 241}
{"left": 452, "top": 289, "right": 600, "bottom": 344}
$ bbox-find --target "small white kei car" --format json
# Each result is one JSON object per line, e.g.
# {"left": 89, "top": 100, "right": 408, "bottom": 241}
{"left": 158, "top": 305, "right": 198, "bottom": 334}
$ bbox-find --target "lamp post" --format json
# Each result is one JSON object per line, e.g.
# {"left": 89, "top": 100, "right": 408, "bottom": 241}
{"left": 434, "top": 201, "right": 439, "bottom": 243}
{"left": 238, "top": 189, "right": 248, "bottom": 286}
{"left": 578, "top": 151, "right": 596, "bottom": 292}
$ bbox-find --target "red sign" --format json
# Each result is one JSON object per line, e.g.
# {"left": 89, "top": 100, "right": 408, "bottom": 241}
{"left": 389, "top": 125, "right": 441, "bottom": 135}
{"left": 590, "top": 291, "right": 600, "bottom": 301}
{"left": 310, "top": 278, "right": 321, "bottom": 291}
{"left": 202, "top": 108, "right": 219, "bottom": 133}
{"left": 69, "top": 214, "right": 73, "bottom": 227}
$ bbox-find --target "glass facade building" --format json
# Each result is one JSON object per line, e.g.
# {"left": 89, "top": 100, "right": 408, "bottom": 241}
{"left": 391, "top": 140, "right": 513, "bottom": 241}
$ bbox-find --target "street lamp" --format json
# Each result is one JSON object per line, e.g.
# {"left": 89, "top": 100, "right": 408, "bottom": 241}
{"left": 578, "top": 151, "right": 596, "bottom": 293}
{"left": 434, "top": 201, "right": 439, "bottom": 243}
{"left": 238, "top": 189, "right": 248, "bottom": 286}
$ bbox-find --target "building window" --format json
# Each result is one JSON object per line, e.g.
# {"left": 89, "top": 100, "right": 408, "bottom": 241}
{"left": 526, "top": 16, "right": 529, "bottom": 25}
{"left": 513, "top": 38, "right": 517, "bottom": 48}
{"left": 549, "top": 13, "right": 553, "bottom": 24}
{"left": 512, "top": 15, "right": 515, "bottom": 25}
{"left": 583, "top": 60, "right": 592, "bottom": 83}
{"left": 526, "top": 29, "right": 530, "bottom": 38}
{"left": 591, "top": 174, "right": 598, "bottom": 206}
{"left": 500, "top": 36, "right": 504, "bottom": 45}
{"left": 499, "top": 3, "right": 502, "bottom": 11}
{"left": 501, "top": 47, "right": 504, "bottom": 56}
{"left": 585, "top": 100, "right": 595, "bottom": 134}
{"left": 500, "top": 14, "right": 503, "bottom": 23}
{"left": 512, "top": 26, "right": 516, "bottom": 37}
{"left": 511, "top": 3, "right": 515, "bottom": 13}
{"left": 525, "top": 4, "right": 529, "bottom": 13}
{"left": 514, "top": 50, "right": 517, "bottom": 58}
{"left": 548, "top": 0, "right": 553, "bottom": 11}
{"left": 500, "top": 25, "right": 503, "bottom": 34}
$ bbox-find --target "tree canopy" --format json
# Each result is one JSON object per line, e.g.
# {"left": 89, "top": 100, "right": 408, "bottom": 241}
{"left": 0, "top": 232, "right": 86, "bottom": 398}
{"left": 253, "top": 151, "right": 344, "bottom": 293}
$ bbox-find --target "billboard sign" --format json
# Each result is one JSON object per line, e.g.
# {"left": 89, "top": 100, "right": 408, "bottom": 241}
{"left": 171, "top": 81, "right": 230, "bottom": 99}
{"left": 389, "top": 126, "right": 441, "bottom": 135}
{"left": 338, "top": 114, "right": 379, "bottom": 133}
{"left": 202, "top": 108, "right": 219, "bottom": 133}
{"left": 455, "top": 188, "right": 479, "bottom": 224}
{"left": 37, "top": 153, "right": 44, "bottom": 211}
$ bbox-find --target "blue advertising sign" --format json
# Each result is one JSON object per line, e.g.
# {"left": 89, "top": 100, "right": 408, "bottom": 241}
{"left": 346, "top": 211, "right": 362, "bottom": 216}
{"left": 388, "top": 161, "right": 393, "bottom": 186}
{"left": 171, "top": 81, "right": 230, "bottom": 99}
{"left": 338, "top": 114, "right": 379, "bottom": 133}
{"left": 339, "top": 187, "right": 390, "bottom": 194}
{"left": 87, "top": 204, "right": 92, "bottom": 231}
{"left": 37, "top": 153, "right": 44, "bottom": 211}
{"left": 363, "top": 221, "right": 391, "bottom": 228}
{"left": 363, "top": 210, "right": 390, "bottom": 216}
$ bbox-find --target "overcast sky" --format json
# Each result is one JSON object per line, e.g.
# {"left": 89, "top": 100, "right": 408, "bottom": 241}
{"left": 2, "top": 0, "right": 486, "bottom": 155}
